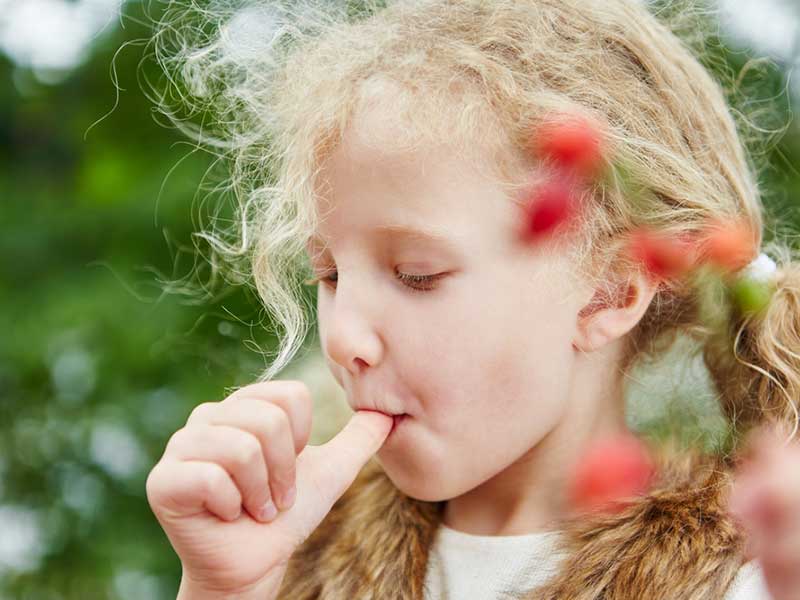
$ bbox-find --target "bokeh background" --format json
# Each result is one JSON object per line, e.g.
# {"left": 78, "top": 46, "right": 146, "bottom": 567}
{"left": 1, "top": 0, "right": 799, "bottom": 598}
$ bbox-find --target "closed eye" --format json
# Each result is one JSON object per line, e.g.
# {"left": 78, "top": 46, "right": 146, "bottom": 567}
{"left": 303, "top": 269, "right": 445, "bottom": 293}
{"left": 395, "top": 270, "right": 445, "bottom": 292}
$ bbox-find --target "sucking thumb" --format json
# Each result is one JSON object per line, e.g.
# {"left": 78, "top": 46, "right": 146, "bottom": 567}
{"left": 289, "top": 410, "right": 392, "bottom": 540}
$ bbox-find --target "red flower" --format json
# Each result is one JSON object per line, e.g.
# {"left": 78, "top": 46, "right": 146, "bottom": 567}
{"left": 531, "top": 112, "right": 607, "bottom": 179}
{"left": 569, "top": 433, "right": 656, "bottom": 514}
{"left": 627, "top": 226, "right": 698, "bottom": 282}
{"left": 697, "top": 218, "right": 757, "bottom": 274}
{"left": 519, "top": 177, "right": 581, "bottom": 242}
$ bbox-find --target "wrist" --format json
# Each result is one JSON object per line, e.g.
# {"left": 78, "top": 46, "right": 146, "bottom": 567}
{"left": 177, "top": 572, "right": 283, "bottom": 600}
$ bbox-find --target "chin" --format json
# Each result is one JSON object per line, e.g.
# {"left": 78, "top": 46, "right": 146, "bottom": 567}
{"left": 375, "top": 455, "right": 453, "bottom": 502}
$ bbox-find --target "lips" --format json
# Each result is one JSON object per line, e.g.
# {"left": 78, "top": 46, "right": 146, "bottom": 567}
{"left": 353, "top": 405, "right": 405, "bottom": 417}
{"left": 390, "top": 413, "right": 408, "bottom": 434}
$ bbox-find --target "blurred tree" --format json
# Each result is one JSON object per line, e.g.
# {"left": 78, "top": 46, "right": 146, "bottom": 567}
{"left": 0, "top": 2, "right": 297, "bottom": 598}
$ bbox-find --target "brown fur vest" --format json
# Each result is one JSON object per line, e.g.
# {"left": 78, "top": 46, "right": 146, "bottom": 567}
{"left": 278, "top": 440, "right": 749, "bottom": 599}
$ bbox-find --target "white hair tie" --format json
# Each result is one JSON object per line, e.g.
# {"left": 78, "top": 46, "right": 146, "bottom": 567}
{"left": 741, "top": 252, "right": 777, "bottom": 283}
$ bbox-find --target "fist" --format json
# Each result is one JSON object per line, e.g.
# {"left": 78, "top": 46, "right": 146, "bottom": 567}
{"left": 145, "top": 380, "right": 393, "bottom": 597}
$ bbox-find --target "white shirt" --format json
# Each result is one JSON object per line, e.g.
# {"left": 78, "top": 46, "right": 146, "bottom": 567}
{"left": 423, "top": 523, "right": 773, "bottom": 599}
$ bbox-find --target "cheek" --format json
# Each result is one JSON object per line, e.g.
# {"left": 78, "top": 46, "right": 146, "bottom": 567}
{"left": 381, "top": 290, "right": 578, "bottom": 498}
{"left": 417, "top": 287, "right": 575, "bottom": 427}
{"left": 506, "top": 299, "right": 576, "bottom": 413}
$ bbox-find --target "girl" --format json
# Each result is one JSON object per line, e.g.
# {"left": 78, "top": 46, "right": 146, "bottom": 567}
{"left": 144, "top": 0, "right": 800, "bottom": 598}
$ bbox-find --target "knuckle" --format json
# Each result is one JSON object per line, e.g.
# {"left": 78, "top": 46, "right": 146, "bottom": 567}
{"left": 198, "top": 464, "right": 226, "bottom": 495}
{"left": 263, "top": 404, "right": 291, "bottom": 439}
{"left": 145, "top": 462, "right": 174, "bottom": 507}
{"left": 223, "top": 384, "right": 250, "bottom": 403}
{"left": 164, "top": 426, "right": 191, "bottom": 452}
{"left": 187, "top": 402, "right": 216, "bottom": 424}
{"left": 285, "top": 379, "right": 311, "bottom": 404}
{"left": 231, "top": 433, "right": 262, "bottom": 468}
{"left": 145, "top": 464, "right": 164, "bottom": 498}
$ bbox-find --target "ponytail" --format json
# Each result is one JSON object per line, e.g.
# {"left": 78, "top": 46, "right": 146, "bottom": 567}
{"left": 703, "top": 243, "right": 800, "bottom": 448}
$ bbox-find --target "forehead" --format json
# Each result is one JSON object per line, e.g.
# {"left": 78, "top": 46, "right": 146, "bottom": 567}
{"left": 310, "top": 101, "right": 522, "bottom": 254}
{"left": 307, "top": 222, "right": 464, "bottom": 261}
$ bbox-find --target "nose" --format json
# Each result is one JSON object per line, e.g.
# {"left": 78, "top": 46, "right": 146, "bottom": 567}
{"left": 319, "top": 275, "right": 383, "bottom": 377}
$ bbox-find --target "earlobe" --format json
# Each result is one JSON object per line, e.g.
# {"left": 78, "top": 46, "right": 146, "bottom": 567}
{"left": 572, "top": 272, "right": 657, "bottom": 353}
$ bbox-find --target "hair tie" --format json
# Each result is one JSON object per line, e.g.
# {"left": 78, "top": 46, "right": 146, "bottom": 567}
{"left": 741, "top": 252, "right": 777, "bottom": 283}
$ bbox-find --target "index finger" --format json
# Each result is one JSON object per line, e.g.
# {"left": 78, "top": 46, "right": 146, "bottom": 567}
{"left": 225, "top": 380, "right": 313, "bottom": 455}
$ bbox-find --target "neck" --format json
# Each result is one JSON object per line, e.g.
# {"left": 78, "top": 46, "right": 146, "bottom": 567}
{"left": 442, "top": 342, "right": 629, "bottom": 536}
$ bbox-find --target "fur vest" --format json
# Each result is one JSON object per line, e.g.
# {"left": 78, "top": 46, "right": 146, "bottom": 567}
{"left": 277, "top": 439, "right": 749, "bottom": 599}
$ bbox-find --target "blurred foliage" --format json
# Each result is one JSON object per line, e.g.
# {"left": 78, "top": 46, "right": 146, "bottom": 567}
{"left": 0, "top": 2, "right": 293, "bottom": 598}
{"left": 0, "top": 1, "right": 798, "bottom": 599}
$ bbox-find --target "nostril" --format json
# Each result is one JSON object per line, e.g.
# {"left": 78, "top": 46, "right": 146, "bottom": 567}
{"left": 353, "top": 357, "right": 368, "bottom": 373}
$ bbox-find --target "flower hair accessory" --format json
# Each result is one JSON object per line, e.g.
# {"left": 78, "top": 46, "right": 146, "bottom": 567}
{"left": 728, "top": 251, "right": 778, "bottom": 317}
{"left": 741, "top": 252, "right": 778, "bottom": 283}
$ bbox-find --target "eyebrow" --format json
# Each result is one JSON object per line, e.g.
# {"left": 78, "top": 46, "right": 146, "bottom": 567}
{"left": 308, "top": 224, "right": 461, "bottom": 251}
{"left": 370, "top": 224, "right": 458, "bottom": 246}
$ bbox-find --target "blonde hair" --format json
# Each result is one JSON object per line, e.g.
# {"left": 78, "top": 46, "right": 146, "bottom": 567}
{"left": 149, "top": 0, "right": 800, "bottom": 446}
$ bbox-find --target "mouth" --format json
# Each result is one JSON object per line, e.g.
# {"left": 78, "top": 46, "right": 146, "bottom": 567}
{"left": 353, "top": 405, "right": 406, "bottom": 418}
{"left": 390, "top": 413, "right": 408, "bottom": 434}
{"left": 352, "top": 405, "right": 409, "bottom": 434}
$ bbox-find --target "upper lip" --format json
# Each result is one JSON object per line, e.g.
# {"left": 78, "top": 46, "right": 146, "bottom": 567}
{"left": 351, "top": 401, "right": 406, "bottom": 416}
{"left": 349, "top": 386, "right": 408, "bottom": 416}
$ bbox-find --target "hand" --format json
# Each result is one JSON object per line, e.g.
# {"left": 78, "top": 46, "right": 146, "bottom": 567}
{"left": 728, "top": 423, "right": 800, "bottom": 600}
{"left": 145, "top": 380, "right": 393, "bottom": 598}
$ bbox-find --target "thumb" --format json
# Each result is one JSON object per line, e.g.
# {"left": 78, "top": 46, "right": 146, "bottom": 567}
{"left": 313, "top": 410, "right": 393, "bottom": 497}
{"left": 289, "top": 410, "right": 393, "bottom": 538}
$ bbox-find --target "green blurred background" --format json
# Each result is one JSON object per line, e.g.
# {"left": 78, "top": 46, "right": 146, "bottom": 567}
{"left": 1, "top": 1, "right": 799, "bottom": 598}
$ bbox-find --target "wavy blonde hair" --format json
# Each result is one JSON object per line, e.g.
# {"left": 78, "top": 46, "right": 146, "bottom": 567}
{"left": 149, "top": 0, "right": 800, "bottom": 446}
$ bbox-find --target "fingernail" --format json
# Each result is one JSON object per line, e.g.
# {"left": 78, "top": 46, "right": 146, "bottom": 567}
{"left": 259, "top": 499, "right": 278, "bottom": 522}
{"left": 280, "top": 485, "right": 296, "bottom": 510}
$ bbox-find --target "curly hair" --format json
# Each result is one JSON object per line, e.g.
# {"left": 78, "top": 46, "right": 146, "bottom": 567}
{"left": 147, "top": 0, "right": 800, "bottom": 446}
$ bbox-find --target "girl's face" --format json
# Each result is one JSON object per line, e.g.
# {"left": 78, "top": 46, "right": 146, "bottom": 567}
{"left": 308, "top": 107, "right": 594, "bottom": 502}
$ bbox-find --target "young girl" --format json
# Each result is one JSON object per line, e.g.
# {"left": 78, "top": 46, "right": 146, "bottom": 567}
{"left": 144, "top": 0, "right": 800, "bottom": 598}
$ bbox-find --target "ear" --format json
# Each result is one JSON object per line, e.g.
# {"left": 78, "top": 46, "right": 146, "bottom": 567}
{"left": 572, "top": 269, "right": 659, "bottom": 353}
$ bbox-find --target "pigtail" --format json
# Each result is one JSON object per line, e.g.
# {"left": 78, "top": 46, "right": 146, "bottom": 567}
{"left": 702, "top": 243, "right": 800, "bottom": 447}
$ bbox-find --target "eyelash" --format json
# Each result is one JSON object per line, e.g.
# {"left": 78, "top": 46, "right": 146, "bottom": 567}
{"left": 303, "top": 269, "right": 444, "bottom": 293}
